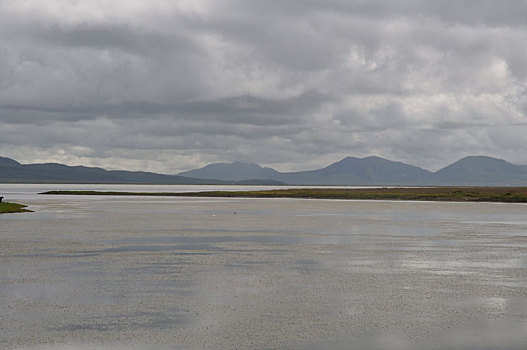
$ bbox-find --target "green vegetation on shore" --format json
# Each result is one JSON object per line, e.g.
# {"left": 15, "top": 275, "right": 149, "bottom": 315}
{"left": 41, "top": 187, "right": 527, "bottom": 203}
{"left": 0, "top": 202, "right": 32, "bottom": 214}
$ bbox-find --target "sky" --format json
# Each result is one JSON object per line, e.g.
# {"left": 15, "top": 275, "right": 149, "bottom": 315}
{"left": 1, "top": 0, "right": 527, "bottom": 173}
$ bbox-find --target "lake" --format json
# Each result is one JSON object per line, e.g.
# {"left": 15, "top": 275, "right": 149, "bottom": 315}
{"left": 1, "top": 184, "right": 527, "bottom": 349}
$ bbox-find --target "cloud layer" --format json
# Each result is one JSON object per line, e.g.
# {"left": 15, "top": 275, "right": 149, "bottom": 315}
{"left": 1, "top": 0, "right": 526, "bottom": 172}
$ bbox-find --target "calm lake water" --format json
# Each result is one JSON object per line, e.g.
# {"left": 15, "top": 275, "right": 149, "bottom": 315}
{"left": 1, "top": 184, "right": 527, "bottom": 349}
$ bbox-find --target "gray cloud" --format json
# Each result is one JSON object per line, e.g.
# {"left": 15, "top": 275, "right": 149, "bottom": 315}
{"left": 1, "top": 0, "right": 526, "bottom": 173}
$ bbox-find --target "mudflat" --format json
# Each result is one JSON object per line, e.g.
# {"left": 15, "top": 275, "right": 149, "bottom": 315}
{"left": 1, "top": 195, "right": 527, "bottom": 349}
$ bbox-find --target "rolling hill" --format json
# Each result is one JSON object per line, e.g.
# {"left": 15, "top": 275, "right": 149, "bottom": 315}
{"left": 274, "top": 156, "right": 433, "bottom": 185}
{"left": 179, "top": 161, "right": 280, "bottom": 181}
{"left": 433, "top": 156, "right": 527, "bottom": 186}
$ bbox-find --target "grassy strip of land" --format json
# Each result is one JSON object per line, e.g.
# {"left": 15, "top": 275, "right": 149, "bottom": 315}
{"left": 40, "top": 187, "right": 527, "bottom": 203}
{"left": 0, "top": 202, "right": 32, "bottom": 214}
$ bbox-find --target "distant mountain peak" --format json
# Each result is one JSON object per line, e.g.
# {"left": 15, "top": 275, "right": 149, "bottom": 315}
{"left": 336, "top": 155, "right": 397, "bottom": 163}
{"left": 439, "top": 155, "right": 514, "bottom": 170}
{"left": 309, "top": 155, "right": 432, "bottom": 184}
{"left": 230, "top": 161, "right": 267, "bottom": 169}
{"left": 457, "top": 155, "right": 508, "bottom": 162}
{"left": 178, "top": 161, "right": 280, "bottom": 181}
{"left": 361, "top": 155, "right": 382, "bottom": 160}
{"left": 434, "top": 155, "right": 527, "bottom": 185}
{"left": 231, "top": 161, "right": 258, "bottom": 165}
{"left": 0, "top": 156, "right": 21, "bottom": 167}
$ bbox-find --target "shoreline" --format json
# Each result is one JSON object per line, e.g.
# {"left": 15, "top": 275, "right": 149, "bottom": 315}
{"left": 40, "top": 187, "right": 527, "bottom": 203}
{"left": 0, "top": 201, "right": 32, "bottom": 214}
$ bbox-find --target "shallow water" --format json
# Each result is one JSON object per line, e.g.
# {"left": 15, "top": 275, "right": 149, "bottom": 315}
{"left": 1, "top": 185, "right": 527, "bottom": 349}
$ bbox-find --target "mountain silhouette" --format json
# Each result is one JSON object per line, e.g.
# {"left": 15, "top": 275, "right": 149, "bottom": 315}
{"left": 0, "top": 157, "right": 226, "bottom": 184}
{"left": 179, "top": 161, "right": 280, "bottom": 181}
{"left": 433, "top": 156, "right": 527, "bottom": 186}
{"left": 1, "top": 155, "right": 527, "bottom": 186}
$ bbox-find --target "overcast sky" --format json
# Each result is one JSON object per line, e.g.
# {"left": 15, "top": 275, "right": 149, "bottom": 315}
{"left": 1, "top": 0, "right": 526, "bottom": 173}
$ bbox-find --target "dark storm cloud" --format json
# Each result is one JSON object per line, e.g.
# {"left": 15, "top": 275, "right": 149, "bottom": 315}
{"left": 0, "top": 91, "right": 328, "bottom": 127}
{"left": 0, "top": 0, "right": 526, "bottom": 172}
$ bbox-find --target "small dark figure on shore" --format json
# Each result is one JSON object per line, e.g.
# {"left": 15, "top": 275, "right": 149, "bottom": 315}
{"left": 0, "top": 197, "right": 3, "bottom": 203}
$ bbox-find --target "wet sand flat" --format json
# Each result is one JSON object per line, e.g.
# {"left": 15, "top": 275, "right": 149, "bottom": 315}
{"left": 1, "top": 194, "right": 527, "bottom": 349}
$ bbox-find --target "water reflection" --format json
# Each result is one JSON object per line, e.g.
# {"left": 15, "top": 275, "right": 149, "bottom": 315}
{"left": 290, "top": 320, "right": 527, "bottom": 350}
{"left": 2, "top": 185, "right": 527, "bottom": 349}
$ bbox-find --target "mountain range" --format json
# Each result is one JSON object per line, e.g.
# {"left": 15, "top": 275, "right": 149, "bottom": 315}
{"left": 1, "top": 155, "right": 527, "bottom": 186}
{"left": 179, "top": 155, "right": 527, "bottom": 186}
{"left": 179, "top": 156, "right": 433, "bottom": 185}
{"left": 0, "top": 156, "right": 229, "bottom": 185}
